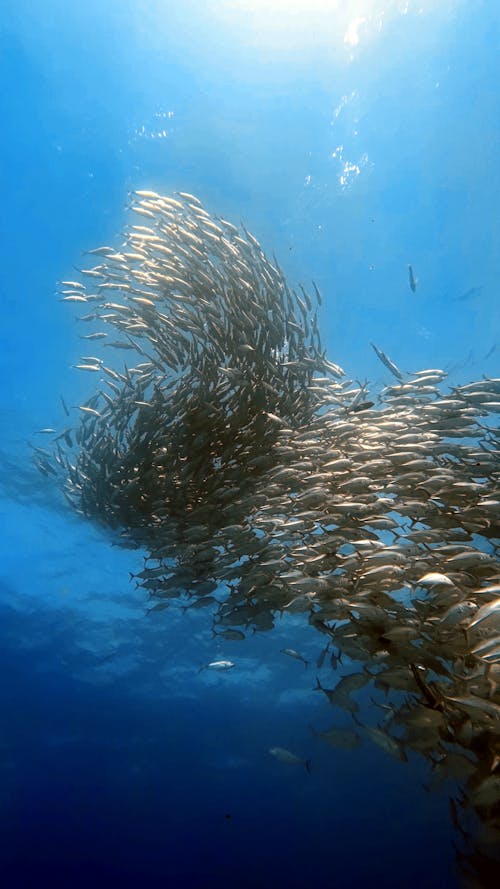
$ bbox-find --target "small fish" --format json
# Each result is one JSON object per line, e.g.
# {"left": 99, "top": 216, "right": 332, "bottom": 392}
{"left": 448, "top": 797, "right": 467, "bottom": 838}
{"left": 80, "top": 332, "right": 108, "bottom": 340}
{"left": 316, "top": 643, "right": 330, "bottom": 669}
{"left": 60, "top": 294, "right": 88, "bottom": 302}
{"left": 330, "top": 649, "right": 341, "bottom": 670}
{"left": 350, "top": 400, "right": 374, "bottom": 413}
{"left": 453, "top": 285, "right": 482, "bottom": 302}
{"left": 281, "top": 648, "right": 308, "bottom": 668}
{"left": 213, "top": 629, "right": 246, "bottom": 641}
{"left": 468, "top": 775, "right": 500, "bottom": 808}
{"left": 445, "top": 694, "right": 500, "bottom": 722}
{"left": 309, "top": 724, "right": 361, "bottom": 750}
{"left": 134, "top": 190, "right": 161, "bottom": 199}
{"left": 467, "top": 596, "right": 500, "bottom": 631}
{"left": 370, "top": 342, "right": 404, "bottom": 381}
{"left": 417, "top": 572, "right": 455, "bottom": 587}
{"left": 408, "top": 265, "right": 417, "bottom": 292}
{"left": 78, "top": 405, "right": 101, "bottom": 416}
{"left": 54, "top": 428, "right": 73, "bottom": 448}
{"left": 471, "top": 635, "right": 500, "bottom": 663}
{"left": 440, "top": 601, "right": 477, "bottom": 627}
{"left": 359, "top": 721, "right": 407, "bottom": 762}
{"left": 269, "top": 747, "right": 311, "bottom": 774}
{"left": 74, "top": 364, "right": 102, "bottom": 372}
{"left": 198, "top": 660, "right": 235, "bottom": 673}
{"left": 146, "top": 602, "right": 170, "bottom": 613}
{"left": 60, "top": 280, "right": 85, "bottom": 290}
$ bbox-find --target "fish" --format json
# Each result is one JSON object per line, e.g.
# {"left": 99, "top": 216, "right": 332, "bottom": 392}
{"left": 80, "top": 332, "right": 108, "bottom": 340}
{"left": 316, "top": 643, "right": 330, "bottom": 669}
{"left": 281, "top": 648, "right": 309, "bottom": 668}
{"left": 198, "top": 660, "right": 235, "bottom": 673}
{"left": 453, "top": 285, "right": 482, "bottom": 302}
{"left": 357, "top": 720, "right": 407, "bottom": 762}
{"left": 213, "top": 629, "right": 246, "bottom": 641}
{"left": 309, "top": 724, "right": 361, "bottom": 750}
{"left": 40, "top": 191, "right": 500, "bottom": 870}
{"left": 269, "top": 747, "right": 311, "bottom": 774}
{"left": 471, "top": 635, "right": 500, "bottom": 663}
{"left": 314, "top": 676, "right": 360, "bottom": 713}
{"left": 408, "top": 265, "right": 417, "bottom": 293}
{"left": 60, "top": 280, "right": 86, "bottom": 289}
{"left": 468, "top": 775, "right": 500, "bottom": 808}
{"left": 350, "top": 400, "right": 375, "bottom": 413}
{"left": 467, "top": 597, "right": 500, "bottom": 631}
{"left": 445, "top": 694, "right": 500, "bottom": 723}
{"left": 417, "top": 572, "right": 456, "bottom": 587}
{"left": 440, "top": 601, "right": 477, "bottom": 627}
{"left": 370, "top": 342, "right": 404, "bottom": 381}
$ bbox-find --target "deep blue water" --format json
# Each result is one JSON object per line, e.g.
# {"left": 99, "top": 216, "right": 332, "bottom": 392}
{"left": 1, "top": 2, "right": 499, "bottom": 887}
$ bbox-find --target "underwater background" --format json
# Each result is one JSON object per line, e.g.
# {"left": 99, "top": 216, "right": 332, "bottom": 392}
{"left": 0, "top": 1, "right": 499, "bottom": 887}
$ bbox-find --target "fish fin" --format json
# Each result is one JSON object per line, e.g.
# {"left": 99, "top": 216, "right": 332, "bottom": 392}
{"left": 305, "top": 759, "right": 312, "bottom": 776}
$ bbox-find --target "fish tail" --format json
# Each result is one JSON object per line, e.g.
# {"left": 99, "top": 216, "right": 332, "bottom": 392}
{"left": 305, "top": 759, "right": 312, "bottom": 776}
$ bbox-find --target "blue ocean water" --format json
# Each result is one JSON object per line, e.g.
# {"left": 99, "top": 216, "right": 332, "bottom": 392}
{"left": 0, "top": 1, "right": 499, "bottom": 887}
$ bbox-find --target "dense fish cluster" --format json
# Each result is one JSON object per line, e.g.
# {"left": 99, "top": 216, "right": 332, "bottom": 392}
{"left": 37, "top": 191, "right": 499, "bottom": 883}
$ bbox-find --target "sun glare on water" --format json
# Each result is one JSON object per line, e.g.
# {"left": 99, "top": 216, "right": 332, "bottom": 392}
{"left": 213, "top": 0, "right": 445, "bottom": 56}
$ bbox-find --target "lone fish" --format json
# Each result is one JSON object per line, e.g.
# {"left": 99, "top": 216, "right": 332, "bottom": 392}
{"left": 408, "top": 265, "right": 417, "bottom": 292}
{"left": 269, "top": 747, "right": 311, "bottom": 774}
{"left": 198, "top": 660, "right": 235, "bottom": 673}
{"left": 281, "top": 648, "right": 309, "bottom": 668}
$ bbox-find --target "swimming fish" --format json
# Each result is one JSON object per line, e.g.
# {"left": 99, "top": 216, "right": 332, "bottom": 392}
{"left": 269, "top": 747, "right": 311, "bottom": 774}
{"left": 408, "top": 264, "right": 417, "bottom": 293}
{"left": 39, "top": 190, "right": 500, "bottom": 872}
{"left": 198, "top": 660, "right": 235, "bottom": 673}
{"left": 280, "top": 648, "right": 309, "bottom": 668}
{"left": 370, "top": 342, "right": 404, "bottom": 381}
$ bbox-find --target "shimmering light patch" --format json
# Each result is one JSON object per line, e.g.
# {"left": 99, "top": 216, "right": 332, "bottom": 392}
{"left": 340, "top": 160, "right": 362, "bottom": 189}
{"left": 333, "top": 91, "right": 359, "bottom": 119}
{"left": 330, "top": 144, "right": 371, "bottom": 191}
{"left": 213, "top": 1, "right": 451, "bottom": 57}
{"left": 131, "top": 110, "right": 174, "bottom": 142}
{"left": 344, "top": 16, "right": 367, "bottom": 47}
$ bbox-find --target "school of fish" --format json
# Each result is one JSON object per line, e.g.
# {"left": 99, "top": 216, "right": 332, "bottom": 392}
{"left": 36, "top": 191, "right": 500, "bottom": 884}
